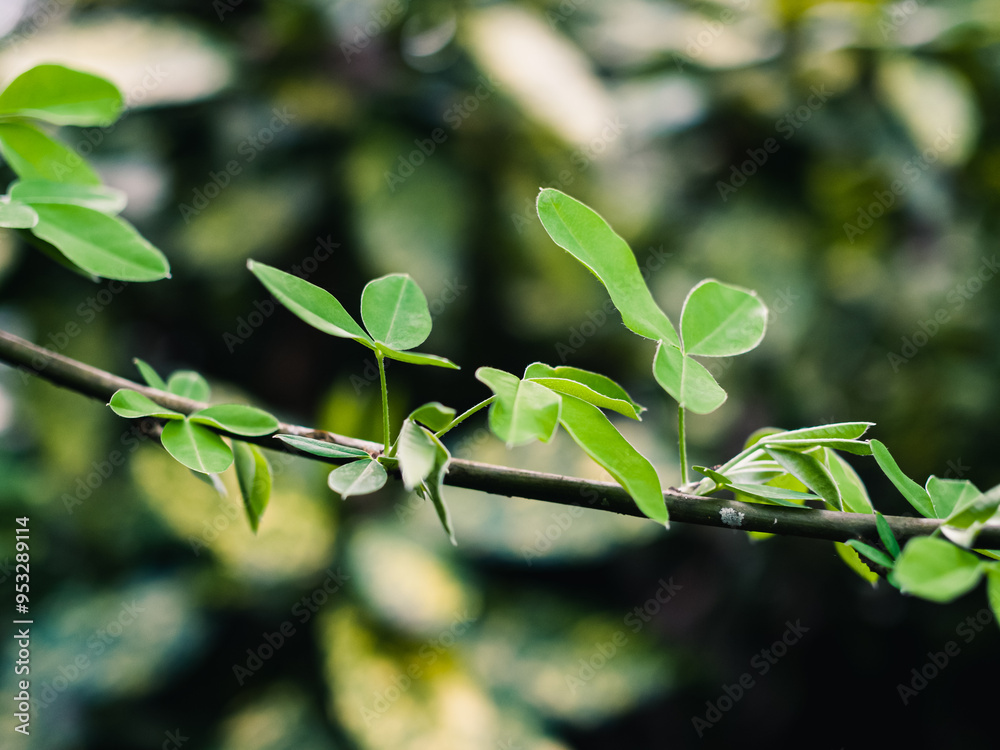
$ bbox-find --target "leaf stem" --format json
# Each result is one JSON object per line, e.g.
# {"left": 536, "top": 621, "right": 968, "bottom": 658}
{"left": 435, "top": 395, "right": 496, "bottom": 438}
{"left": 678, "top": 405, "right": 688, "bottom": 485}
{"left": 376, "top": 350, "right": 390, "bottom": 455}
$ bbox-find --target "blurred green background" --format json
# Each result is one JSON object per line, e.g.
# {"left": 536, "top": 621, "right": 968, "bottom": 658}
{"left": 1, "top": 0, "right": 999, "bottom": 747}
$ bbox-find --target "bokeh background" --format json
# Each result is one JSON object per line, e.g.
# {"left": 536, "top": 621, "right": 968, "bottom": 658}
{"left": 1, "top": 0, "right": 999, "bottom": 747}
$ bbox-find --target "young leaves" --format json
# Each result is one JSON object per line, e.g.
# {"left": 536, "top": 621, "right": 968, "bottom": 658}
{"left": 397, "top": 418, "right": 457, "bottom": 544}
{"left": 653, "top": 343, "right": 726, "bottom": 415}
{"left": 234, "top": 441, "right": 272, "bottom": 533}
{"left": 894, "top": 537, "right": 988, "bottom": 603}
{"left": 475, "top": 367, "right": 561, "bottom": 447}
{"left": 0, "top": 64, "right": 123, "bottom": 126}
{"left": 274, "top": 434, "right": 370, "bottom": 460}
{"left": 524, "top": 363, "right": 644, "bottom": 420}
{"left": 328, "top": 458, "right": 387, "bottom": 498}
{"left": 109, "top": 390, "right": 183, "bottom": 420}
{"left": 871, "top": 440, "right": 934, "bottom": 518}
{"left": 161, "top": 419, "right": 234, "bottom": 474}
{"left": 361, "top": 274, "right": 432, "bottom": 351}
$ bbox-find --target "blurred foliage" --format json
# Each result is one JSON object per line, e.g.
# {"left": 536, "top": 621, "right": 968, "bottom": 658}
{"left": 1, "top": 0, "right": 1000, "bottom": 747}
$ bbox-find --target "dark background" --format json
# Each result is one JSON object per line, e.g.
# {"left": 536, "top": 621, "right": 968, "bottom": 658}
{"left": 1, "top": 0, "right": 998, "bottom": 747}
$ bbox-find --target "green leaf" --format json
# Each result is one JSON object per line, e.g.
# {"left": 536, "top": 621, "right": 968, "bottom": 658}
{"left": 834, "top": 541, "right": 880, "bottom": 585}
{"left": 408, "top": 402, "right": 456, "bottom": 432}
{"left": 926, "top": 476, "right": 981, "bottom": 518}
{"left": 768, "top": 446, "right": 842, "bottom": 509}
{"left": 876, "top": 511, "right": 901, "bottom": 559}
{"left": 12, "top": 179, "right": 126, "bottom": 213}
{"left": 108, "top": 389, "right": 184, "bottom": 420}
{"left": 166, "top": 371, "right": 210, "bottom": 402}
{"left": 0, "top": 122, "right": 100, "bottom": 184}
{"left": 535, "top": 188, "right": 679, "bottom": 346}
{"left": 418, "top": 431, "right": 456, "bottom": 545}
{"left": 937, "top": 481, "right": 1000, "bottom": 548}
{"left": 247, "top": 260, "right": 373, "bottom": 345}
{"left": 274, "top": 434, "right": 371, "bottom": 459}
{"left": 680, "top": 279, "right": 767, "bottom": 357}
{"left": 0, "top": 64, "right": 122, "bottom": 125}
{"left": 29, "top": 203, "right": 170, "bottom": 281}
{"left": 764, "top": 422, "right": 875, "bottom": 442}
{"left": 825, "top": 449, "right": 873, "bottom": 514}
{"left": 160, "top": 418, "right": 234, "bottom": 474}
{"left": 524, "top": 363, "right": 644, "bottom": 420}
{"left": 894, "top": 536, "right": 985, "bottom": 603}
{"left": 761, "top": 438, "right": 872, "bottom": 456}
{"left": 375, "top": 345, "right": 458, "bottom": 369}
{"left": 652, "top": 342, "right": 726, "bottom": 414}
{"left": 233, "top": 441, "right": 271, "bottom": 533}
{"left": 397, "top": 419, "right": 437, "bottom": 490}
{"left": 0, "top": 200, "right": 37, "bottom": 228}
{"left": 845, "top": 539, "right": 896, "bottom": 570}
{"left": 476, "top": 367, "right": 562, "bottom": 447}
{"left": 726, "top": 482, "right": 818, "bottom": 507}
{"left": 987, "top": 568, "right": 1000, "bottom": 628}
{"left": 871, "top": 440, "right": 934, "bottom": 518}
{"left": 189, "top": 404, "right": 279, "bottom": 437}
{"left": 133, "top": 358, "right": 168, "bottom": 390}
{"left": 557, "top": 394, "right": 667, "bottom": 525}
{"left": 360, "top": 273, "right": 432, "bottom": 351}
{"left": 327, "top": 458, "right": 387, "bottom": 498}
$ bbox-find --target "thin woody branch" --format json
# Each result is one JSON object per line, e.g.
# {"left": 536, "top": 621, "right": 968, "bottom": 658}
{"left": 2, "top": 327, "right": 998, "bottom": 548}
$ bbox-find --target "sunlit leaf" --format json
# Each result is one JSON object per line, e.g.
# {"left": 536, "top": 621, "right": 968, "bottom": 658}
{"left": 408, "top": 402, "right": 456, "bottom": 432}
{"left": 835, "top": 541, "right": 880, "bottom": 586}
{"left": 936, "top": 481, "right": 1000, "bottom": 548}
{"left": 397, "top": 419, "right": 437, "bottom": 490}
{"left": 894, "top": 537, "right": 985, "bottom": 603}
{"left": 189, "top": 404, "right": 279, "bottom": 437}
{"left": 0, "top": 64, "right": 122, "bottom": 125}
{"left": 524, "top": 362, "right": 644, "bottom": 420}
{"left": 133, "top": 358, "right": 168, "bottom": 391}
{"left": 557, "top": 394, "right": 667, "bottom": 526}
{"left": 327, "top": 458, "right": 387, "bottom": 498}
{"left": 12, "top": 179, "right": 127, "bottom": 213}
{"left": 108, "top": 389, "right": 183, "bottom": 420}
{"left": 763, "top": 438, "right": 872, "bottom": 456}
{"left": 769, "top": 446, "right": 842, "bottom": 510}
{"left": 0, "top": 122, "right": 100, "bottom": 184}
{"left": 824, "top": 449, "right": 872, "bottom": 514}
{"left": 845, "top": 539, "right": 895, "bottom": 570}
{"left": 274, "top": 434, "right": 371, "bottom": 459}
{"left": 652, "top": 342, "right": 726, "bottom": 414}
{"left": 247, "top": 260, "right": 373, "bottom": 345}
{"left": 476, "top": 366, "right": 561, "bottom": 447}
{"left": 987, "top": 569, "right": 1000, "bottom": 628}
{"left": 536, "top": 188, "right": 679, "bottom": 346}
{"left": 680, "top": 279, "right": 767, "bottom": 357}
{"left": 871, "top": 440, "right": 934, "bottom": 518}
{"left": 160, "top": 418, "right": 234, "bottom": 474}
{"left": 726, "top": 482, "right": 817, "bottom": 507}
{"left": 0, "top": 200, "right": 37, "bottom": 228}
{"left": 29, "top": 204, "right": 170, "bottom": 281}
{"left": 360, "top": 273, "right": 432, "bottom": 351}
{"left": 166, "top": 371, "right": 210, "bottom": 402}
{"left": 233, "top": 441, "right": 271, "bottom": 533}
{"left": 375, "top": 345, "right": 458, "bottom": 369}
{"left": 926, "top": 476, "right": 981, "bottom": 519}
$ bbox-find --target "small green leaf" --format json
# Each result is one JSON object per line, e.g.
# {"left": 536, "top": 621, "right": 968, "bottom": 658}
{"left": 161, "top": 418, "right": 234, "bottom": 474}
{"left": 397, "top": 419, "right": 437, "bottom": 490}
{"left": 652, "top": 342, "right": 727, "bottom": 414}
{"left": 108, "top": 389, "right": 183, "bottom": 419}
{"left": 871, "top": 440, "right": 934, "bottom": 518}
{"left": 694, "top": 465, "right": 732, "bottom": 488}
{"left": 417, "top": 431, "right": 456, "bottom": 545}
{"left": 0, "top": 200, "right": 37, "bottom": 228}
{"left": 133, "top": 358, "right": 168, "bottom": 390}
{"left": 938, "top": 482, "right": 1000, "bottom": 548}
{"left": 360, "top": 274, "right": 432, "bottom": 351}
{"left": 926, "top": 476, "right": 982, "bottom": 518}
{"left": 825, "top": 449, "right": 873, "bottom": 514}
{"left": 761, "top": 438, "right": 872, "bottom": 456}
{"left": 375, "top": 345, "right": 458, "bottom": 369}
{"left": 726, "top": 482, "right": 817, "bottom": 507}
{"left": 894, "top": 536, "right": 985, "bottom": 603}
{"left": 408, "top": 402, "right": 456, "bottom": 432}
{"left": 12, "top": 179, "right": 126, "bottom": 213}
{"left": 0, "top": 122, "right": 100, "bottom": 184}
{"left": 327, "top": 458, "right": 387, "bottom": 498}
{"left": 0, "top": 64, "right": 122, "bottom": 125}
{"left": 189, "top": 404, "right": 279, "bottom": 437}
{"left": 536, "top": 188, "right": 679, "bottom": 346}
{"left": 876, "top": 511, "right": 901, "bottom": 559}
{"left": 524, "top": 362, "right": 644, "bottom": 420}
{"left": 557, "top": 394, "right": 667, "bottom": 525}
{"left": 247, "top": 260, "right": 373, "bottom": 345}
{"left": 274, "top": 434, "right": 371, "bottom": 459}
{"left": 834, "top": 541, "right": 880, "bottom": 585}
{"left": 765, "top": 422, "right": 875, "bottom": 442}
{"left": 845, "top": 539, "right": 895, "bottom": 570}
{"left": 475, "top": 367, "right": 562, "bottom": 447}
{"left": 233, "top": 441, "right": 271, "bottom": 533}
{"left": 768, "top": 446, "right": 842, "bottom": 509}
{"left": 29, "top": 203, "right": 170, "bottom": 281}
{"left": 987, "top": 568, "right": 1000, "bottom": 628}
{"left": 680, "top": 279, "right": 767, "bottom": 357}
{"left": 166, "top": 371, "right": 210, "bottom": 402}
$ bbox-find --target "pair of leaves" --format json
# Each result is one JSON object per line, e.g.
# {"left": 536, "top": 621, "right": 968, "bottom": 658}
{"left": 0, "top": 65, "right": 170, "bottom": 281}
{"left": 247, "top": 261, "right": 457, "bottom": 369}
{"left": 108, "top": 360, "right": 279, "bottom": 532}
{"left": 475, "top": 363, "right": 667, "bottom": 525}
{"left": 273, "top": 433, "right": 387, "bottom": 499}
{"left": 536, "top": 188, "right": 767, "bottom": 414}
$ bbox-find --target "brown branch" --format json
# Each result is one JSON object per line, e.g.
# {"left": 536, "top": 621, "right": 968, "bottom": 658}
{"left": 2, "top": 327, "right": 998, "bottom": 548}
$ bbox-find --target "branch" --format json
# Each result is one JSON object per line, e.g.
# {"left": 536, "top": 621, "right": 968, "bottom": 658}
{"left": 2, "top": 327, "right": 998, "bottom": 548}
